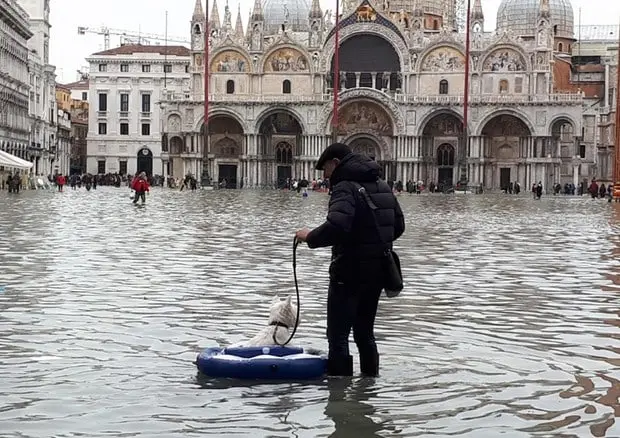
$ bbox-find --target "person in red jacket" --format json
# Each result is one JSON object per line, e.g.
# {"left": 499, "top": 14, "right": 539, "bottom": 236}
{"left": 56, "top": 174, "right": 66, "bottom": 192}
{"left": 132, "top": 172, "right": 150, "bottom": 204}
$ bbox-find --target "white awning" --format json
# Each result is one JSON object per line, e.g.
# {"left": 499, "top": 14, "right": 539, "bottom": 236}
{"left": 0, "top": 150, "right": 33, "bottom": 169}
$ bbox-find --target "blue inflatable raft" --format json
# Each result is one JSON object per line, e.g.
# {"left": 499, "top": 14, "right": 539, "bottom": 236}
{"left": 196, "top": 346, "right": 327, "bottom": 380}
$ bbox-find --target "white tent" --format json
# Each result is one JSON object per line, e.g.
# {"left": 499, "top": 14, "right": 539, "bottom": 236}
{"left": 0, "top": 150, "right": 33, "bottom": 169}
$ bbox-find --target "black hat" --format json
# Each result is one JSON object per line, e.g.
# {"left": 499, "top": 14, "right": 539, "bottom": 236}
{"left": 315, "top": 143, "right": 352, "bottom": 170}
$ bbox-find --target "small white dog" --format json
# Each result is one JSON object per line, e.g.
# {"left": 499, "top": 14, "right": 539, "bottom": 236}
{"left": 237, "top": 295, "right": 298, "bottom": 347}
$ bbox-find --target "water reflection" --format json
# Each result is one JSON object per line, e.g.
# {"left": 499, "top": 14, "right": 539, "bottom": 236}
{"left": 0, "top": 188, "right": 619, "bottom": 437}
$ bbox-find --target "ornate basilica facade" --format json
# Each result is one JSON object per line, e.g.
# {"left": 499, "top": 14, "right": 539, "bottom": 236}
{"left": 161, "top": 0, "right": 589, "bottom": 190}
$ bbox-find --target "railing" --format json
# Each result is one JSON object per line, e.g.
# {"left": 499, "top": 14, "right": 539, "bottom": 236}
{"left": 118, "top": 111, "right": 129, "bottom": 119}
{"left": 162, "top": 91, "right": 583, "bottom": 105}
{"left": 140, "top": 112, "right": 152, "bottom": 118}
{"left": 97, "top": 110, "right": 107, "bottom": 118}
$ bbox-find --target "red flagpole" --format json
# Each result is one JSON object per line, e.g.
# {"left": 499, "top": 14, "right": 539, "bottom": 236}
{"left": 461, "top": 0, "right": 472, "bottom": 186}
{"left": 204, "top": 0, "right": 210, "bottom": 157}
{"left": 331, "top": 1, "right": 340, "bottom": 142}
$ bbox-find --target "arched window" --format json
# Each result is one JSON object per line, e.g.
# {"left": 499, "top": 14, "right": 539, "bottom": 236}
{"left": 275, "top": 142, "right": 293, "bottom": 164}
{"left": 553, "top": 25, "right": 558, "bottom": 35}
{"left": 439, "top": 79, "right": 449, "bottom": 95}
{"left": 194, "top": 24, "right": 201, "bottom": 35}
{"left": 282, "top": 80, "right": 291, "bottom": 94}
{"left": 558, "top": 42, "right": 563, "bottom": 52}
{"left": 436, "top": 144, "right": 455, "bottom": 166}
{"left": 499, "top": 79, "right": 509, "bottom": 93}
{"left": 226, "top": 80, "right": 235, "bottom": 94}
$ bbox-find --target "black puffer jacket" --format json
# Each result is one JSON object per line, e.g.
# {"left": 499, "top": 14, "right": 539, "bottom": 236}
{"left": 306, "top": 153, "right": 405, "bottom": 285}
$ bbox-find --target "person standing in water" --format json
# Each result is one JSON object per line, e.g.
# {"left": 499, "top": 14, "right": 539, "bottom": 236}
{"left": 132, "top": 172, "right": 150, "bottom": 204}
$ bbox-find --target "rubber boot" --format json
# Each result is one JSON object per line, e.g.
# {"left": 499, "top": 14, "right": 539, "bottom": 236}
{"left": 327, "top": 355, "right": 353, "bottom": 376}
{"left": 360, "top": 352, "right": 379, "bottom": 377}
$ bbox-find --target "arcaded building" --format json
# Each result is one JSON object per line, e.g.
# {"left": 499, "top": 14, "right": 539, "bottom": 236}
{"left": 161, "top": 0, "right": 591, "bottom": 190}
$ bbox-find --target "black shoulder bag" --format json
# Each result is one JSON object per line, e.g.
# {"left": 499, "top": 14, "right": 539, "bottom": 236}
{"left": 352, "top": 182, "right": 404, "bottom": 298}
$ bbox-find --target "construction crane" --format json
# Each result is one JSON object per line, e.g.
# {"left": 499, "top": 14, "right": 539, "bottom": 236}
{"left": 77, "top": 26, "right": 190, "bottom": 50}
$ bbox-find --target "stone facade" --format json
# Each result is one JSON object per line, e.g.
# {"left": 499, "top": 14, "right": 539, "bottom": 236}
{"left": 162, "top": 0, "right": 591, "bottom": 191}
{"left": 85, "top": 45, "right": 190, "bottom": 176}
{"left": 0, "top": 0, "right": 32, "bottom": 161}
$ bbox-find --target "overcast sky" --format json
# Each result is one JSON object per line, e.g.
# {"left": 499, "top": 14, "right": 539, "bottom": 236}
{"left": 49, "top": 0, "right": 620, "bottom": 84}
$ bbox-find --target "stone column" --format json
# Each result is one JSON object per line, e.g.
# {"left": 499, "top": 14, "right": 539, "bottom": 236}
{"left": 573, "top": 163, "right": 579, "bottom": 187}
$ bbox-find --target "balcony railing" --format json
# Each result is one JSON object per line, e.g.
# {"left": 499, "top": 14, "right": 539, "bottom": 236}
{"left": 140, "top": 112, "right": 152, "bottom": 119}
{"left": 97, "top": 110, "right": 107, "bottom": 118}
{"left": 119, "top": 111, "right": 129, "bottom": 119}
{"left": 161, "top": 90, "right": 583, "bottom": 105}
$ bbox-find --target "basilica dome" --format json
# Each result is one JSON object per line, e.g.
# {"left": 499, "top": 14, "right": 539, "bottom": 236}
{"left": 496, "top": 0, "right": 574, "bottom": 39}
{"left": 262, "top": 0, "right": 311, "bottom": 34}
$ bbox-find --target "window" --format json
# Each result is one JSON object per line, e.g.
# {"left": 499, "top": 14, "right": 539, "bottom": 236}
{"left": 120, "top": 123, "right": 129, "bottom": 135}
{"left": 141, "top": 123, "right": 150, "bottom": 135}
{"left": 499, "top": 79, "right": 509, "bottom": 93}
{"left": 81, "top": 92, "right": 87, "bottom": 101}
{"left": 98, "top": 122, "right": 107, "bottom": 135}
{"left": 194, "top": 24, "right": 201, "bottom": 34}
{"left": 97, "top": 160, "right": 106, "bottom": 174}
{"left": 226, "top": 80, "right": 235, "bottom": 94}
{"left": 553, "top": 25, "right": 558, "bottom": 35}
{"left": 436, "top": 144, "right": 455, "bottom": 166}
{"left": 164, "top": 64, "right": 172, "bottom": 73}
{"left": 120, "top": 93, "right": 129, "bottom": 111}
{"left": 120, "top": 64, "right": 129, "bottom": 72}
{"left": 98, "top": 64, "right": 107, "bottom": 72}
{"left": 141, "top": 94, "right": 151, "bottom": 112}
{"left": 515, "top": 77, "right": 523, "bottom": 93}
{"left": 439, "top": 79, "right": 449, "bottom": 95}
{"left": 579, "top": 144, "right": 586, "bottom": 158}
{"left": 119, "top": 160, "right": 128, "bottom": 175}
{"left": 433, "top": 20, "right": 439, "bottom": 30}
{"left": 98, "top": 93, "right": 107, "bottom": 111}
{"left": 558, "top": 42, "right": 563, "bottom": 52}
{"left": 275, "top": 142, "right": 293, "bottom": 164}
{"left": 282, "top": 80, "right": 291, "bottom": 94}
{"left": 142, "top": 64, "right": 151, "bottom": 73}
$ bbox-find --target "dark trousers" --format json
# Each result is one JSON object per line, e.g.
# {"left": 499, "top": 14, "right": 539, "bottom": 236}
{"left": 133, "top": 191, "right": 146, "bottom": 203}
{"left": 327, "top": 280, "right": 382, "bottom": 361}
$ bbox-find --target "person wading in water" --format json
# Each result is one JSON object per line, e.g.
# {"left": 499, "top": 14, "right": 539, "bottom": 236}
{"left": 132, "top": 172, "right": 150, "bottom": 204}
{"left": 295, "top": 143, "right": 405, "bottom": 377}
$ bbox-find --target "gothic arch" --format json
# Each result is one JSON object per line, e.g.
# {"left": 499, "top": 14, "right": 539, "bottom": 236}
{"left": 321, "top": 25, "right": 409, "bottom": 73}
{"left": 261, "top": 44, "right": 313, "bottom": 74}
{"left": 417, "top": 109, "right": 467, "bottom": 137}
{"left": 417, "top": 44, "right": 466, "bottom": 74}
{"left": 344, "top": 132, "right": 392, "bottom": 161}
{"left": 255, "top": 107, "right": 307, "bottom": 134}
{"left": 319, "top": 88, "right": 405, "bottom": 134}
{"left": 169, "top": 136, "right": 184, "bottom": 154}
{"left": 210, "top": 47, "right": 252, "bottom": 73}
{"left": 480, "top": 44, "right": 529, "bottom": 72}
{"left": 194, "top": 108, "right": 248, "bottom": 132}
{"left": 548, "top": 114, "right": 578, "bottom": 136}
{"left": 475, "top": 109, "right": 535, "bottom": 136}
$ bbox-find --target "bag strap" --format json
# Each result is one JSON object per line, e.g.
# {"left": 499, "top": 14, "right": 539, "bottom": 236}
{"left": 351, "top": 182, "right": 387, "bottom": 245}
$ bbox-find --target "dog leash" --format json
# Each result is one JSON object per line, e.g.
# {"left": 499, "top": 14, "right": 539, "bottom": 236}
{"left": 273, "top": 236, "right": 302, "bottom": 346}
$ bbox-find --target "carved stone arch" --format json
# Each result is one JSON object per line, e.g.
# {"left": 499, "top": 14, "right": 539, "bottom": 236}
{"left": 417, "top": 44, "right": 466, "bottom": 74}
{"left": 475, "top": 109, "right": 535, "bottom": 136}
{"left": 344, "top": 132, "right": 392, "bottom": 161}
{"left": 417, "top": 109, "right": 469, "bottom": 137}
{"left": 548, "top": 114, "right": 578, "bottom": 136}
{"left": 167, "top": 113, "right": 182, "bottom": 132}
{"left": 261, "top": 44, "right": 313, "bottom": 74}
{"left": 169, "top": 136, "right": 184, "bottom": 154}
{"left": 321, "top": 25, "right": 409, "bottom": 73}
{"left": 255, "top": 107, "right": 307, "bottom": 134}
{"left": 318, "top": 88, "right": 405, "bottom": 134}
{"left": 213, "top": 137, "right": 241, "bottom": 158}
{"left": 481, "top": 44, "right": 529, "bottom": 72}
{"left": 209, "top": 47, "right": 253, "bottom": 73}
{"left": 194, "top": 108, "right": 248, "bottom": 133}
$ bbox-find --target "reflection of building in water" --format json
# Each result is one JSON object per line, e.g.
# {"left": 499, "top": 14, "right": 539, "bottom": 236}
{"left": 160, "top": 0, "right": 613, "bottom": 189}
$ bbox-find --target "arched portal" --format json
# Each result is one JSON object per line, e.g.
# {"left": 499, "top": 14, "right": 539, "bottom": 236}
{"left": 330, "top": 34, "right": 401, "bottom": 91}
{"left": 349, "top": 137, "right": 381, "bottom": 161}
{"left": 551, "top": 118, "right": 576, "bottom": 159}
{"left": 202, "top": 115, "right": 245, "bottom": 189}
{"left": 481, "top": 114, "right": 531, "bottom": 191}
{"left": 137, "top": 147, "right": 153, "bottom": 176}
{"left": 257, "top": 110, "right": 303, "bottom": 185}
{"left": 421, "top": 112, "right": 463, "bottom": 188}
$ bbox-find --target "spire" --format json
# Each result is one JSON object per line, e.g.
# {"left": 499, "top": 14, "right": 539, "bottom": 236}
{"left": 539, "top": 0, "right": 550, "bottom": 19}
{"left": 471, "top": 0, "right": 483, "bottom": 21}
{"left": 251, "top": 0, "right": 263, "bottom": 21}
{"left": 210, "top": 0, "right": 221, "bottom": 30}
{"left": 192, "top": 0, "right": 205, "bottom": 20}
{"left": 309, "top": 0, "right": 322, "bottom": 19}
{"left": 235, "top": 4, "right": 244, "bottom": 39}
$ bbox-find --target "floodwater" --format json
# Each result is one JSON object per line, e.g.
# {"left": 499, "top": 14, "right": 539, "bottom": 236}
{"left": 1, "top": 187, "right": 619, "bottom": 438}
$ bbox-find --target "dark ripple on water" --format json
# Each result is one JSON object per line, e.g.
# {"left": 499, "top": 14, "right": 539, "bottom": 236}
{"left": 1, "top": 188, "right": 619, "bottom": 437}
